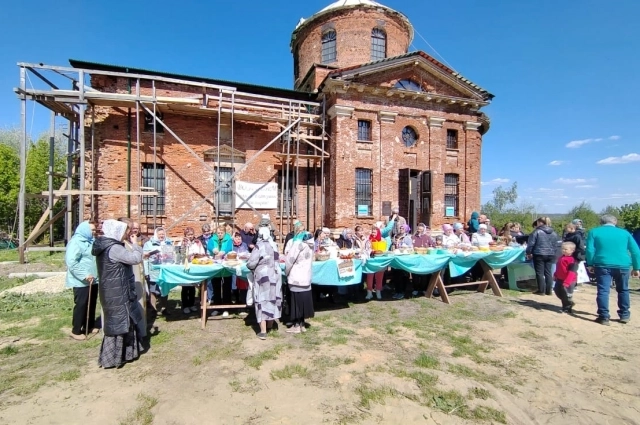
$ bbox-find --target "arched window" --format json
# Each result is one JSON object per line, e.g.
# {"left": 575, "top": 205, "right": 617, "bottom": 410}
{"left": 371, "top": 28, "right": 386, "bottom": 61}
{"left": 321, "top": 30, "right": 337, "bottom": 63}
{"left": 394, "top": 79, "right": 425, "bottom": 92}
{"left": 402, "top": 126, "right": 418, "bottom": 148}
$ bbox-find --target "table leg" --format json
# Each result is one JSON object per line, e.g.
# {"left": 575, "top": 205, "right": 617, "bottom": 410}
{"left": 425, "top": 270, "right": 450, "bottom": 304}
{"left": 200, "top": 281, "right": 207, "bottom": 330}
{"left": 479, "top": 261, "right": 503, "bottom": 297}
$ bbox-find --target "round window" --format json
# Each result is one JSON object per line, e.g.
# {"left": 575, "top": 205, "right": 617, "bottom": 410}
{"left": 402, "top": 126, "right": 418, "bottom": 147}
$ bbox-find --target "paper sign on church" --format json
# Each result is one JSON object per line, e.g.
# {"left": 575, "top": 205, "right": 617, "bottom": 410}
{"left": 235, "top": 181, "right": 278, "bottom": 209}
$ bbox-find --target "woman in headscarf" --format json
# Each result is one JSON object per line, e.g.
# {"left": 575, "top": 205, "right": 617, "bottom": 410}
{"left": 65, "top": 221, "right": 98, "bottom": 340}
{"left": 92, "top": 219, "right": 144, "bottom": 369}
{"left": 336, "top": 228, "right": 355, "bottom": 249}
{"left": 471, "top": 224, "right": 494, "bottom": 248}
{"left": 143, "top": 227, "right": 172, "bottom": 316}
{"left": 118, "top": 218, "right": 147, "bottom": 340}
{"left": 453, "top": 223, "right": 471, "bottom": 244}
{"left": 467, "top": 212, "right": 480, "bottom": 234}
{"left": 365, "top": 225, "right": 385, "bottom": 300}
{"left": 284, "top": 232, "right": 315, "bottom": 333}
{"left": 246, "top": 226, "right": 282, "bottom": 340}
{"left": 180, "top": 227, "right": 205, "bottom": 314}
{"left": 441, "top": 224, "right": 459, "bottom": 247}
{"left": 207, "top": 225, "right": 234, "bottom": 317}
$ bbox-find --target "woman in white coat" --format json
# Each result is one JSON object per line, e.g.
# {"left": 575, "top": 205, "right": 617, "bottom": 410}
{"left": 284, "top": 232, "right": 315, "bottom": 334}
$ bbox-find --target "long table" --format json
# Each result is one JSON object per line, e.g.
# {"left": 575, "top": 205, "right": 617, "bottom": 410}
{"left": 154, "top": 248, "right": 526, "bottom": 328}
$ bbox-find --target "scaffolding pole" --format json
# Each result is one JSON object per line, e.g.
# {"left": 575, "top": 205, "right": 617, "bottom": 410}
{"left": 18, "top": 67, "right": 27, "bottom": 263}
{"left": 48, "top": 111, "right": 55, "bottom": 248}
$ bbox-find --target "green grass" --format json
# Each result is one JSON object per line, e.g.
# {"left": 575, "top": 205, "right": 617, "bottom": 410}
{"left": 118, "top": 393, "right": 158, "bottom": 425}
{"left": 270, "top": 363, "right": 309, "bottom": 380}
{"left": 228, "top": 377, "right": 260, "bottom": 394}
{"left": 55, "top": 369, "right": 81, "bottom": 382}
{"left": 414, "top": 353, "right": 439, "bottom": 369}
{"left": 0, "top": 345, "right": 19, "bottom": 356}
{"left": 244, "top": 345, "right": 285, "bottom": 369}
{"left": 446, "top": 334, "right": 491, "bottom": 362}
{"left": 0, "top": 276, "right": 39, "bottom": 293}
{"left": 326, "top": 327, "right": 355, "bottom": 345}
{"left": 0, "top": 249, "right": 65, "bottom": 265}
{"left": 355, "top": 384, "right": 398, "bottom": 409}
{"left": 468, "top": 387, "right": 492, "bottom": 400}
{"left": 448, "top": 364, "right": 493, "bottom": 383}
{"left": 470, "top": 406, "right": 507, "bottom": 423}
{"left": 518, "top": 330, "right": 547, "bottom": 341}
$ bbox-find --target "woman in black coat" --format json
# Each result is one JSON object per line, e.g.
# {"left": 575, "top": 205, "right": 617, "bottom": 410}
{"left": 92, "top": 219, "right": 144, "bottom": 369}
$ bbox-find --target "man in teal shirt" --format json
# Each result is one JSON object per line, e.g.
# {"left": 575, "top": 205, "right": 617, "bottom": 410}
{"left": 586, "top": 215, "right": 640, "bottom": 325}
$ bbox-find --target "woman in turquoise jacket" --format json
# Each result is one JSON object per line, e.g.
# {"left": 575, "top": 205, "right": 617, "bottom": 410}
{"left": 65, "top": 221, "right": 98, "bottom": 340}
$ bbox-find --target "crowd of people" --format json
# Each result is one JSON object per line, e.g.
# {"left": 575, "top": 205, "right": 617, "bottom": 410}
{"left": 63, "top": 209, "right": 640, "bottom": 367}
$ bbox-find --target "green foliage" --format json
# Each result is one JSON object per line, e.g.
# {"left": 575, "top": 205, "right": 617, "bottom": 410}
{"left": 0, "top": 128, "right": 67, "bottom": 242}
{"left": 619, "top": 203, "right": 640, "bottom": 232}
{"left": 566, "top": 202, "right": 600, "bottom": 231}
{"left": 481, "top": 182, "right": 537, "bottom": 231}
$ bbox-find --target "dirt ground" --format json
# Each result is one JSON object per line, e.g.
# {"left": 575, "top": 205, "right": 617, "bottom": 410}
{"left": 1, "top": 263, "right": 639, "bottom": 425}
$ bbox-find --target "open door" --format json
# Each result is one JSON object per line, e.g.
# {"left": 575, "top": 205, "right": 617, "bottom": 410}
{"left": 421, "top": 171, "right": 432, "bottom": 228}
{"left": 399, "top": 169, "right": 421, "bottom": 232}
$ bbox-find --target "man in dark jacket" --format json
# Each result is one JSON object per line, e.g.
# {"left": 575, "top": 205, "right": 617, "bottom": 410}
{"left": 526, "top": 218, "right": 561, "bottom": 295}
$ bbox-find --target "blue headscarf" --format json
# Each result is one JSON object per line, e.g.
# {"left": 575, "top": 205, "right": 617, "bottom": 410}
{"left": 73, "top": 221, "right": 94, "bottom": 243}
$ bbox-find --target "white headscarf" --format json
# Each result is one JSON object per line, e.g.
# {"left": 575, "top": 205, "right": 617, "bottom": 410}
{"left": 258, "top": 226, "right": 278, "bottom": 251}
{"left": 102, "top": 219, "right": 127, "bottom": 242}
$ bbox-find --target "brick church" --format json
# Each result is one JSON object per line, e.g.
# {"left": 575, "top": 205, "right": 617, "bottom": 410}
{"left": 81, "top": 0, "right": 493, "bottom": 238}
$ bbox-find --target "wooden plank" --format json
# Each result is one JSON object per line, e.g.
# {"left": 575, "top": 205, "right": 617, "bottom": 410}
{"left": 479, "top": 261, "right": 503, "bottom": 297}
{"left": 425, "top": 271, "right": 450, "bottom": 304}
{"left": 41, "top": 190, "right": 159, "bottom": 196}
{"left": 26, "top": 179, "right": 68, "bottom": 242}
{"left": 22, "top": 207, "right": 67, "bottom": 247}
{"left": 26, "top": 246, "right": 67, "bottom": 252}
{"left": 445, "top": 281, "right": 488, "bottom": 289}
{"left": 200, "top": 281, "right": 207, "bottom": 330}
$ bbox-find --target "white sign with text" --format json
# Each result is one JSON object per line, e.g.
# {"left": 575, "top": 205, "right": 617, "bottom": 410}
{"left": 235, "top": 181, "right": 278, "bottom": 209}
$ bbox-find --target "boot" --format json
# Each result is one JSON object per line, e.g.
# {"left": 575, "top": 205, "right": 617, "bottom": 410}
{"left": 365, "top": 290, "right": 373, "bottom": 300}
{"left": 376, "top": 290, "right": 382, "bottom": 300}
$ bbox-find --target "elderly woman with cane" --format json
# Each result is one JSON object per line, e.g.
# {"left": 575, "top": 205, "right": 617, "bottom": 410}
{"left": 92, "top": 219, "right": 145, "bottom": 369}
{"left": 65, "top": 221, "right": 99, "bottom": 341}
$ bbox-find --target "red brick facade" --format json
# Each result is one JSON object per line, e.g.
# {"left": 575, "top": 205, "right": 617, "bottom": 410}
{"left": 84, "top": 1, "right": 491, "bottom": 239}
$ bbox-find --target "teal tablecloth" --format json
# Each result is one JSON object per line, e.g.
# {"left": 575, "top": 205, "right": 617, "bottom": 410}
{"left": 448, "top": 248, "right": 526, "bottom": 277}
{"left": 155, "top": 248, "right": 525, "bottom": 294}
{"left": 362, "top": 253, "right": 451, "bottom": 275}
{"left": 155, "top": 258, "right": 364, "bottom": 295}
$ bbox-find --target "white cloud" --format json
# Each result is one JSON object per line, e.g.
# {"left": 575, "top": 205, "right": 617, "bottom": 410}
{"left": 575, "top": 184, "right": 597, "bottom": 189}
{"left": 481, "top": 178, "right": 510, "bottom": 186}
{"left": 548, "top": 160, "right": 564, "bottom": 166}
{"left": 565, "top": 135, "right": 619, "bottom": 148}
{"left": 554, "top": 178, "right": 597, "bottom": 185}
{"left": 596, "top": 153, "right": 640, "bottom": 165}
{"left": 566, "top": 139, "right": 595, "bottom": 148}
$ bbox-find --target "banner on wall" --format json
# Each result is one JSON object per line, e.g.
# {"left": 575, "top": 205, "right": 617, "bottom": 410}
{"left": 235, "top": 181, "right": 278, "bottom": 209}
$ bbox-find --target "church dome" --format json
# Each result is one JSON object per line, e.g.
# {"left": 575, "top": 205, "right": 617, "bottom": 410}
{"left": 294, "top": 0, "right": 413, "bottom": 42}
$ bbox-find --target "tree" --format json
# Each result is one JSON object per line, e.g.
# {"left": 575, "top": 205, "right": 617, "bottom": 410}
{"left": 0, "top": 128, "right": 67, "bottom": 241}
{"left": 0, "top": 145, "right": 19, "bottom": 232}
{"left": 619, "top": 203, "right": 640, "bottom": 232}
{"left": 566, "top": 202, "right": 600, "bottom": 231}
{"left": 481, "top": 182, "right": 538, "bottom": 232}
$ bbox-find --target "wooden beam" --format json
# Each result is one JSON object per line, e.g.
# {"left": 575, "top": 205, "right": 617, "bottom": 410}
{"left": 22, "top": 207, "right": 68, "bottom": 248}
{"left": 41, "top": 190, "right": 159, "bottom": 196}
{"left": 26, "top": 179, "right": 68, "bottom": 243}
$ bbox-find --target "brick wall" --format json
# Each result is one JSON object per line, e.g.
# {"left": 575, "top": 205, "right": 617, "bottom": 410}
{"left": 293, "top": 7, "right": 412, "bottom": 90}
{"left": 326, "top": 90, "right": 482, "bottom": 229}
{"left": 85, "top": 77, "right": 325, "bottom": 240}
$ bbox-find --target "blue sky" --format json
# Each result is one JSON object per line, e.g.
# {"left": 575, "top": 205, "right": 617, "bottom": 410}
{"left": 1, "top": 0, "right": 639, "bottom": 214}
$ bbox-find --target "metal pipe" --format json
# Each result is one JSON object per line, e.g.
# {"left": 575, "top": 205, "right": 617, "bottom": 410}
{"left": 216, "top": 90, "right": 222, "bottom": 225}
{"left": 18, "top": 67, "right": 27, "bottom": 262}
{"left": 320, "top": 95, "right": 326, "bottom": 225}
{"left": 231, "top": 91, "right": 235, "bottom": 224}
{"left": 90, "top": 106, "right": 95, "bottom": 218}
{"left": 152, "top": 80, "right": 157, "bottom": 229}
{"left": 126, "top": 77, "right": 132, "bottom": 217}
{"left": 48, "top": 111, "right": 55, "bottom": 248}
{"left": 78, "top": 71, "right": 86, "bottom": 224}
{"left": 136, "top": 78, "right": 141, "bottom": 221}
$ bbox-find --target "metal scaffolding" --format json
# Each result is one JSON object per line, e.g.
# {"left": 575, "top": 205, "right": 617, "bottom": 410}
{"left": 15, "top": 62, "right": 328, "bottom": 263}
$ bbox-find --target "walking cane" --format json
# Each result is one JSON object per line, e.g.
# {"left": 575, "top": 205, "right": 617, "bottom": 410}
{"left": 85, "top": 281, "right": 92, "bottom": 339}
